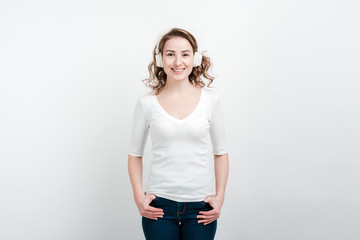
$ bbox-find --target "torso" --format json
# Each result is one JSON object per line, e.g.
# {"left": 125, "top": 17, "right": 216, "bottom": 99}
{"left": 129, "top": 86, "right": 225, "bottom": 202}
{"left": 155, "top": 86, "right": 202, "bottom": 121}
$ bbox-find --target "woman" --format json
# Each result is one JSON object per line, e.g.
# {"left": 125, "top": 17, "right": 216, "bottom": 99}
{"left": 128, "top": 28, "right": 229, "bottom": 240}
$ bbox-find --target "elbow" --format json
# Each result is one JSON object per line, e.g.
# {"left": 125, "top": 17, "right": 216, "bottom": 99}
{"left": 128, "top": 154, "right": 143, "bottom": 161}
{"left": 214, "top": 152, "right": 228, "bottom": 158}
{"left": 214, "top": 153, "right": 229, "bottom": 161}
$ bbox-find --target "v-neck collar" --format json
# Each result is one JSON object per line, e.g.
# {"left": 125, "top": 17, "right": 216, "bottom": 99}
{"left": 153, "top": 87, "right": 204, "bottom": 124}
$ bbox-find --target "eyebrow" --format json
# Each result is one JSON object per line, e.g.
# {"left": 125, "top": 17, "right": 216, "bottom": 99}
{"left": 165, "top": 50, "right": 191, "bottom": 53}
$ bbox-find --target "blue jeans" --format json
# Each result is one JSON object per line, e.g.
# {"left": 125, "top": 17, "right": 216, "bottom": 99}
{"left": 142, "top": 196, "right": 217, "bottom": 240}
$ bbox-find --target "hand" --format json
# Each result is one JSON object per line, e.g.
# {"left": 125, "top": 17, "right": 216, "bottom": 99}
{"left": 197, "top": 195, "right": 224, "bottom": 225}
{"left": 135, "top": 194, "right": 164, "bottom": 220}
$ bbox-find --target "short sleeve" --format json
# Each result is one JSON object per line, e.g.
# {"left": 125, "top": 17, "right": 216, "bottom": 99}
{"left": 209, "top": 93, "right": 228, "bottom": 155}
{"left": 128, "top": 97, "right": 149, "bottom": 157}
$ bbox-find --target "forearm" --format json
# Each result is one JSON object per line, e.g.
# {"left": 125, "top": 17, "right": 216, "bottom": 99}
{"left": 128, "top": 155, "right": 144, "bottom": 199}
{"left": 214, "top": 153, "right": 229, "bottom": 200}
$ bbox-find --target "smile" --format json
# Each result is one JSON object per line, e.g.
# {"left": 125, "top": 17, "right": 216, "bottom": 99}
{"left": 171, "top": 68, "right": 185, "bottom": 73}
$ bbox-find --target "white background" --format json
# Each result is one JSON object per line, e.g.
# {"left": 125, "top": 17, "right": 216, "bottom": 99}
{"left": 1, "top": 0, "right": 359, "bottom": 239}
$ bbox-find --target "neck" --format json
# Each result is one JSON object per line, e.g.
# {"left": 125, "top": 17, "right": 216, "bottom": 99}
{"left": 162, "top": 78, "right": 197, "bottom": 95}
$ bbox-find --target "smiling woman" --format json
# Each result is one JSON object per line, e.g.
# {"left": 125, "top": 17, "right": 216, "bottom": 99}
{"left": 162, "top": 37, "right": 194, "bottom": 82}
{"left": 143, "top": 28, "right": 215, "bottom": 95}
{"left": 128, "top": 28, "right": 229, "bottom": 240}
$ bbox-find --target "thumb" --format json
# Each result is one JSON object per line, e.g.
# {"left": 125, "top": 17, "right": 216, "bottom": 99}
{"left": 204, "top": 195, "right": 215, "bottom": 203}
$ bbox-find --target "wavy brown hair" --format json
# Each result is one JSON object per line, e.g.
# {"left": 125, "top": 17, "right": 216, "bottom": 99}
{"left": 142, "top": 28, "right": 215, "bottom": 95}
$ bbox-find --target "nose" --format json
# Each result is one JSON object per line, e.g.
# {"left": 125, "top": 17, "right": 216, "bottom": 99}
{"left": 175, "top": 55, "right": 182, "bottom": 65}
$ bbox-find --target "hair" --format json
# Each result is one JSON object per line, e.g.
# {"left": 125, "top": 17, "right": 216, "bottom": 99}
{"left": 142, "top": 28, "right": 215, "bottom": 95}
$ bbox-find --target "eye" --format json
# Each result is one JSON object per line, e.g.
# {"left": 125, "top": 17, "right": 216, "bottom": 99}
{"left": 183, "top": 54, "right": 189, "bottom": 57}
{"left": 166, "top": 53, "right": 174, "bottom": 56}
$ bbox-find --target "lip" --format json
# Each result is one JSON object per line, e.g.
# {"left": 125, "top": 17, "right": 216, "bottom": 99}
{"left": 171, "top": 68, "right": 185, "bottom": 74}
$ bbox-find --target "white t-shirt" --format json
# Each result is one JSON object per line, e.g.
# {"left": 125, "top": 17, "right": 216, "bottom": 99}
{"left": 128, "top": 86, "right": 228, "bottom": 202}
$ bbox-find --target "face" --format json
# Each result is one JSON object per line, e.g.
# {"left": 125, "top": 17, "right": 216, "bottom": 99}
{"left": 162, "top": 37, "right": 194, "bottom": 82}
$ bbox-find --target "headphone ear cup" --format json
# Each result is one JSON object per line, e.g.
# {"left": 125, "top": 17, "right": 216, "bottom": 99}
{"left": 193, "top": 52, "right": 202, "bottom": 67}
{"left": 155, "top": 53, "right": 163, "bottom": 68}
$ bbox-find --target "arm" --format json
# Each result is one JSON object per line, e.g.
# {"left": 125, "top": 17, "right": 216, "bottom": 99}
{"left": 128, "top": 154, "right": 164, "bottom": 220}
{"left": 197, "top": 153, "right": 229, "bottom": 225}
{"left": 214, "top": 153, "right": 229, "bottom": 207}
{"left": 198, "top": 92, "right": 229, "bottom": 225}
{"left": 128, "top": 155, "right": 144, "bottom": 200}
{"left": 128, "top": 97, "right": 163, "bottom": 220}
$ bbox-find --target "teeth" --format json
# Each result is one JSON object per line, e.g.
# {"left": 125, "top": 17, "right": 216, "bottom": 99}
{"left": 173, "top": 69, "right": 184, "bottom": 72}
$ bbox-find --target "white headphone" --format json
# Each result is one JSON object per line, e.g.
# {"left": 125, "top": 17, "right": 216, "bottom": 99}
{"left": 155, "top": 41, "right": 203, "bottom": 68}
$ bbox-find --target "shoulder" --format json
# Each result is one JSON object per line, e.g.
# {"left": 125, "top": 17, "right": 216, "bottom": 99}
{"left": 134, "top": 91, "right": 156, "bottom": 117}
{"left": 136, "top": 90, "right": 155, "bottom": 104}
{"left": 202, "top": 86, "right": 221, "bottom": 102}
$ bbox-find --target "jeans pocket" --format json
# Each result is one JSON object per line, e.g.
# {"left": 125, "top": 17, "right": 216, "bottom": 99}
{"left": 148, "top": 195, "right": 159, "bottom": 207}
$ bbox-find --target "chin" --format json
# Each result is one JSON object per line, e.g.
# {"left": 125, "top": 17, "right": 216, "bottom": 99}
{"left": 165, "top": 70, "right": 192, "bottom": 81}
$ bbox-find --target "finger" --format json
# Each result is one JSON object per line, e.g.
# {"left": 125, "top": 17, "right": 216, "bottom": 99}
{"left": 198, "top": 214, "right": 216, "bottom": 220}
{"left": 146, "top": 206, "right": 164, "bottom": 213}
{"left": 141, "top": 209, "right": 163, "bottom": 218}
{"left": 144, "top": 207, "right": 164, "bottom": 215}
{"left": 145, "top": 214, "right": 163, "bottom": 220}
{"left": 198, "top": 209, "right": 215, "bottom": 215}
{"left": 143, "top": 210, "right": 164, "bottom": 218}
{"left": 148, "top": 195, "right": 157, "bottom": 201}
{"left": 144, "top": 211, "right": 164, "bottom": 217}
{"left": 205, "top": 196, "right": 216, "bottom": 202}
{"left": 197, "top": 214, "right": 212, "bottom": 219}
{"left": 143, "top": 215, "right": 158, "bottom": 220}
{"left": 204, "top": 220, "right": 215, "bottom": 225}
{"left": 202, "top": 207, "right": 220, "bottom": 215}
{"left": 144, "top": 195, "right": 157, "bottom": 205}
{"left": 143, "top": 211, "right": 164, "bottom": 219}
{"left": 203, "top": 217, "right": 217, "bottom": 224}
{"left": 198, "top": 218, "right": 215, "bottom": 224}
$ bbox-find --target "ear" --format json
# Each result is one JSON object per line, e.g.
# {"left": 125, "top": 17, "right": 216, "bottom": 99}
{"left": 193, "top": 50, "right": 203, "bottom": 67}
{"left": 155, "top": 52, "right": 163, "bottom": 68}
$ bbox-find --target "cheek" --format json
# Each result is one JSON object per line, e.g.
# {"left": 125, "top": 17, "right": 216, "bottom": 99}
{"left": 184, "top": 57, "right": 194, "bottom": 67}
{"left": 162, "top": 56, "right": 170, "bottom": 65}
{"left": 185, "top": 60, "right": 194, "bottom": 72}
{"left": 162, "top": 59, "right": 171, "bottom": 73}
{"left": 163, "top": 66, "right": 170, "bottom": 75}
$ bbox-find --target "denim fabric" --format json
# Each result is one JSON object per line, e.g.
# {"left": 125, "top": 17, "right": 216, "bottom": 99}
{"left": 142, "top": 196, "right": 217, "bottom": 240}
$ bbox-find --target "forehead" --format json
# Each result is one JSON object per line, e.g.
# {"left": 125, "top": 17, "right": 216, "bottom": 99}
{"left": 163, "top": 37, "right": 193, "bottom": 51}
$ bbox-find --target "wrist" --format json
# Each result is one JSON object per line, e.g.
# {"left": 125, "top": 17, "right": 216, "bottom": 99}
{"left": 215, "top": 192, "right": 225, "bottom": 199}
{"left": 134, "top": 191, "right": 145, "bottom": 201}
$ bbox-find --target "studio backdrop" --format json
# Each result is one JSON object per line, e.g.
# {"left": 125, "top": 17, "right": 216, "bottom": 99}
{"left": 0, "top": 0, "right": 359, "bottom": 239}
